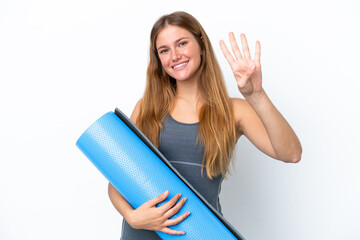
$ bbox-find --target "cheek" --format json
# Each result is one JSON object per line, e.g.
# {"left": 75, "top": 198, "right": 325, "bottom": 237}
{"left": 158, "top": 57, "right": 173, "bottom": 76}
{"left": 186, "top": 46, "right": 201, "bottom": 62}
{"left": 159, "top": 55, "right": 169, "bottom": 68}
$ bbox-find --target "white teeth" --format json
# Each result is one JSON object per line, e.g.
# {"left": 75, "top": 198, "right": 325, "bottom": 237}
{"left": 173, "top": 62, "right": 188, "bottom": 69}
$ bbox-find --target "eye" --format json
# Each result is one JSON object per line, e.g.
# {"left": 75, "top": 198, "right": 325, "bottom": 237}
{"left": 159, "top": 49, "right": 168, "bottom": 54}
{"left": 179, "top": 41, "right": 187, "bottom": 47}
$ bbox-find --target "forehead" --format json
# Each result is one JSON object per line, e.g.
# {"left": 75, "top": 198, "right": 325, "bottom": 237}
{"left": 156, "top": 25, "right": 194, "bottom": 47}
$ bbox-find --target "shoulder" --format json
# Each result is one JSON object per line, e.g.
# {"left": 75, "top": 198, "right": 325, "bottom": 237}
{"left": 230, "top": 97, "right": 248, "bottom": 108}
{"left": 130, "top": 98, "right": 143, "bottom": 123}
{"left": 230, "top": 97, "right": 252, "bottom": 120}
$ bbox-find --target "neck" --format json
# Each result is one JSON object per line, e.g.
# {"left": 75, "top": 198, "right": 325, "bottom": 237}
{"left": 174, "top": 73, "right": 202, "bottom": 103}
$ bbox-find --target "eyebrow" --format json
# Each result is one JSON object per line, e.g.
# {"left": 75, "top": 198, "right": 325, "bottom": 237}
{"left": 157, "top": 37, "right": 190, "bottom": 51}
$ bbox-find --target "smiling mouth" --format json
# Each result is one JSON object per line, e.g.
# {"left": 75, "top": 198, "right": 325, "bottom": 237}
{"left": 172, "top": 61, "right": 189, "bottom": 70}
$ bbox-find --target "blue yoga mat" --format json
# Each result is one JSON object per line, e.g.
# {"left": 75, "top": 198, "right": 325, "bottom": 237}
{"left": 76, "top": 108, "right": 245, "bottom": 240}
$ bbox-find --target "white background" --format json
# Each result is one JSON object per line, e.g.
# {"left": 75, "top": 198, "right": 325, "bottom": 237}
{"left": 1, "top": 0, "right": 359, "bottom": 239}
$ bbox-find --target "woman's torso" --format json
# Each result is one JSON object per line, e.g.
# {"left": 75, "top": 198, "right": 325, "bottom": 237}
{"left": 120, "top": 113, "right": 224, "bottom": 240}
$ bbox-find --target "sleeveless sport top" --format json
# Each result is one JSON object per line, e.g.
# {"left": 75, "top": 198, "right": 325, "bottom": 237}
{"left": 120, "top": 114, "right": 224, "bottom": 240}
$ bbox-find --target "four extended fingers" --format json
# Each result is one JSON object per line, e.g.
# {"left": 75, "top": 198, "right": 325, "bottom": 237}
{"left": 220, "top": 33, "right": 261, "bottom": 65}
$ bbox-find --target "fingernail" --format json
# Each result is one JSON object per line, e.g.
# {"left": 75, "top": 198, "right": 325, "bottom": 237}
{"left": 183, "top": 197, "right": 187, "bottom": 202}
{"left": 163, "top": 190, "right": 169, "bottom": 196}
{"left": 251, "top": 65, "right": 256, "bottom": 71}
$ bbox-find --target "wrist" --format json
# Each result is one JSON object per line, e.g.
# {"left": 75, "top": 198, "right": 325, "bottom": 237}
{"left": 244, "top": 88, "right": 267, "bottom": 105}
{"left": 124, "top": 209, "right": 136, "bottom": 226}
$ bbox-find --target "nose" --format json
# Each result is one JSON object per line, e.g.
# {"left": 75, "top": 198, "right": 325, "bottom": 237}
{"left": 172, "top": 49, "right": 181, "bottom": 61}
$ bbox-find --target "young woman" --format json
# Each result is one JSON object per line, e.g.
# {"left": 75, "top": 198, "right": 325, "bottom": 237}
{"left": 108, "top": 11, "right": 302, "bottom": 240}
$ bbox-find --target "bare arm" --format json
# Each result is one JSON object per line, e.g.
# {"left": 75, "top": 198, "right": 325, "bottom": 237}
{"left": 233, "top": 95, "right": 302, "bottom": 163}
{"left": 221, "top": 33, "right": 302, "bottom": 163}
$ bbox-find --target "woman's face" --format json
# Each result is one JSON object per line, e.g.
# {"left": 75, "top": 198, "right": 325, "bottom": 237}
{"left": 155, "top": 25, "right": 202, "bottom": 82}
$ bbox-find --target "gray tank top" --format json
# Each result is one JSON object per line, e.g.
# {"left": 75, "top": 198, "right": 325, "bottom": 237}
{"left": 120, "top": 114, "right": 224, "bottom": 240}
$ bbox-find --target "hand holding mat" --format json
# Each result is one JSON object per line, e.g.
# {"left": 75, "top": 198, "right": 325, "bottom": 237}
{"left": 127, "top": 189, "right": 189, "bottom": 235}
{"left": 76, "top": 108, "right": 246, "bottom": 240}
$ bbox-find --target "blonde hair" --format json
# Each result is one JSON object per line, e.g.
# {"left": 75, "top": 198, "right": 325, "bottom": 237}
{"left": 136, "top": 11, "right": 237, "bottom": 179}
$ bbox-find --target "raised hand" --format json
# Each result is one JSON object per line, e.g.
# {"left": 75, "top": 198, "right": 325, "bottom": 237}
{"left": 127, "top": 190, "right": 190, "bottom": 235}
{"left": 220, "top": 32, "right": 263, "bottom": 97}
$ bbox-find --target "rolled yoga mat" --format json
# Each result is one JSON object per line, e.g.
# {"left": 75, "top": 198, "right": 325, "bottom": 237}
{"left": 76, "top": 108, "right": 246, "bottom": 240}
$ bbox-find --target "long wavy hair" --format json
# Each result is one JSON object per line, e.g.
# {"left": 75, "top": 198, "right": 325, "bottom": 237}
{"left": 136, "top": 11, "right": 237, "bottom": 179}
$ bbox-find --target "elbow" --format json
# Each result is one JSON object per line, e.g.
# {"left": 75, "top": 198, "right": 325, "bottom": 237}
{"left": 280, "top": 150, "right": 302, "bottom": 163}
{"left": 289, "top": 150, "right": 302, "bottom": 163}
{"left": 291, "top": 153, "right": 301, "bottom": 163}
{"left": 288, "top": 143, "right": 302, "bottom": 163}
{"left": 293, "top": 145, "right": 303, "bottom": 163}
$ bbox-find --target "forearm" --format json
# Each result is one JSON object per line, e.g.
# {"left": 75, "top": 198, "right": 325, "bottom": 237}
{"left": 108, "top": 183, "right": 134, "bottom": 220}
{"left": 246, "top": 90, "right": 302, "bottom": 162}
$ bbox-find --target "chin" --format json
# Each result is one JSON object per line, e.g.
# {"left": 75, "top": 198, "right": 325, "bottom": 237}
{"left": 170, "top": 71, "right": 198, "bottom": 82}
{"left": 167, "top": 73, "right": 187, "bottom": 81}
{"left": 173, "top": 76, "right": 192, "bottom": 82}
